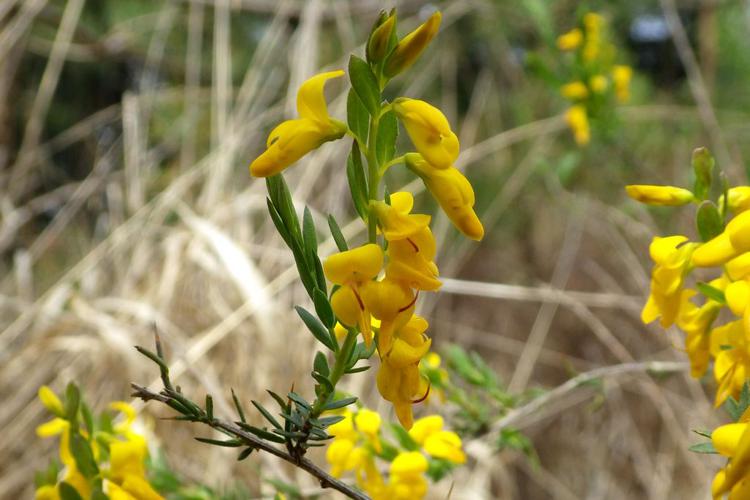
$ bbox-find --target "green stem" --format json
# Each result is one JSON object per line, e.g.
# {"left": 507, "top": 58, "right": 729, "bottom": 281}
{"left": 379, "top": 154, "right": 406, "bottom": 176}
{"left": 366, "top": 112, "right": 381, "bottom": 244}
{"left": 311, "top": 329, "right": 358, "bottom": 415}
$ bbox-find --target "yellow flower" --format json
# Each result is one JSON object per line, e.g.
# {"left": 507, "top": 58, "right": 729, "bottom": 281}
{"left": 249, "top": 71, "right": 347, "bottom": 177}
{"left": 564, "top": 105, "right": 590, "bottom": 145}
{"left": 39, "top": 386, "right": 64, "bottom": 416}
{"left": 557, "top": 28, "right": 583, "bottom": 51}
{"left": 710, "top": 320, "right": 750, "bottom": 407}
{"left": 722, "top": 187, "right": 750, "bottom": 214}
{"left": 409, "top": 415, "right": 466, "bottom": 464}
{"left": 35, "top": 485, "right": 60, "bottom": 500}
{"left": 612, "top": 65, "right": 632, "bottom": 102}
{"left": 641, "top": 235, "right": 697, "bottom": 328}
{"left": 372, "top": 192, "right": 441, "bottom": 291}
{"left": 625, "top": 185, "right": 694, "bottom": 206}
{"left": 589, "top": 74, "right": 608, "bottom": 93}
{"left": 384, "top": 12, "right": 441, "bottom": 77}
{"left": 583, "top": 13, "right": 605, "bottom": 35}
{"left": 727, "top": 253, "right": 750, "bottom": 281}
{"left": 677, "top": 290, "right": 720, "bottom": 377}
{"left": 560, "top": 81, "right": 589, "bottom": 100}
{"left": 392, "top": 98, "right": 459, "bottom": 169}
{"left": 712, "top": 421, "right": 750, "bottom": 498}
{"left": 693, "top": 211, "right": 750, "bottom": 267}
{"left": 110, "top": 439, "right": 148, "bottom": 482}
{"left": 354, "top": 409, "right": 382, "bottom": 452}
{"left": 388, "top": 452, "right": 429, "bottom": 499}
{"left": 404, "top": 153, "right": 484, "bottom": 241}
{"left": 361, "top": 278, "right": 416, "bottom": 353}
{"left": 324, "top": 244, "right": 384, "bottom": 346}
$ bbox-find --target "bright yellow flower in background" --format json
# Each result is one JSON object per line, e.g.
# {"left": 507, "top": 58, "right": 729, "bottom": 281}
{"left": 590, "top": 74, "right": 608, "bottom": 93}
{"left": 393, "top": 98, "right": 459, "bottom": 169}
{"left": 712, "top": 419, "right": 750, "bottom": 498}
{"left": 560, "top": 81, "right": 589, "bottom": 100}
{"left": 613, "top": 65, "right": 633, "bottom": 103}
{"left": 249, "top": 71, "right": 347, "bottom": 177}
{"left": 557, "top": 28, "right": 583, "bottom": 51}
{"left": 409, "top": 415, "right": 466, "bottom": 464}
{"left": 625, "top": 184, "right": 694, "bottom": 206}
{"left": 564, "top": 105, "right": 590, "bottom": 145}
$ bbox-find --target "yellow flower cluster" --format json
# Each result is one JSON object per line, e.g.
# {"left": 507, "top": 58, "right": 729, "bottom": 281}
{"left": 35, "top": 386, "right": 163, "bottom": 500}
{"left": 326, "top": 409, "right": 465, "bottom": 500}
{"left": 556, "top": 12, "right": 633, "bottom": 145}
{"left": 628, "top": 182, "right": 750, "bottom": 407}
{"left": 248, "top": 11, "right": 483, "bottom": 430}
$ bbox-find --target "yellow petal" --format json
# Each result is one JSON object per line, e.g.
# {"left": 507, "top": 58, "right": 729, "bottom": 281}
{"left": 384, "top": 12, "right": 441, "bottom": 77}
{"left": 423, "top": 431, "right": 466, "bottom": 464}
{"left": 354, "top": 409, "right": 381, "bottom": 435}
{"left": 35, "top": 485, "right": 60, "bottom": 500}
{"left": 296, "top": 70, "right": 345, "bottom": 123}
{"left": 393, "top": 98, "right": 459, "bottom": 169}
{"left": 713, "top": 423, "right": 749, "bottom": 457}
{"left": 323, "top": 244, "right": 384, "bottom": 284}
{"left": 38, "top": 386, "right": 64, "bottom": 416}
{"left": 728, "top": 253, "right": 750, "bottom": 281}
{"left": 727, "top": 281, "right": 750, "bottom": 317}
{"left": 564, "top": 105, "right": 590, "bottom": 145}
{"left": 561, "top": 81, "right": 589, "bottom": 100}
{"left": 556, "top": 28, "right": 583, "bottom": 51}
{"left": 693, "top": 233, "right": 739, "bottom": 267}
{"left": 250, "top": 119, "right": 333, "bottom": 177}
{"left": 625, "top": 185, "right": 694, "bottom": 206}
{"left": 408, "top": 415, "right": 444, "bottom": 445}
{"left": 390, "top": 451, "right": 428, "bottom": 475}
{"left": 386, "top": 336, "right": 432, "bottom": 368}
{"left": 120, "top": 475, "right": 164, "bottom": 500}
{"left": 36, "top": 418, "right": 68, "bottom": 437}
{"left": 728, "top": 211, "right": 750, "bottom": 253}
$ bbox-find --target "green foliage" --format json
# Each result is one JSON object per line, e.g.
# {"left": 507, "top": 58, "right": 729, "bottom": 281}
{"left": 725, "top": 382, "right": 750, "bottom": 421}
{"left": 348, "top": 55, "right": 382, "bottom": 116}
{"left": 696, "top": 201, "right": 723, "bottom": 242}
{"left": 696, "top": 281, "right": 726, "bottom": 305}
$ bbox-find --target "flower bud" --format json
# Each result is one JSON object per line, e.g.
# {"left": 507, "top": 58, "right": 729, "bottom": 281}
{"left": 561, "top": 81, "right": 589, "bottom": 100}
{"left": 625, "top": 185, "right": 694, "bottom": 206}
{"left": 384, "top": 11, "right": 441, "bottom": 77}
{"left": 557, "top": 28, "right": 583, "bottom": 51}
{"left": 367, "top": 10, "right": 396, "bottom": 64}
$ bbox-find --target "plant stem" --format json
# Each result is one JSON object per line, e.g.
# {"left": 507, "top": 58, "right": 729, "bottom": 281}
{"left": 366, "top": 112, "right": 381, "bottom": 244}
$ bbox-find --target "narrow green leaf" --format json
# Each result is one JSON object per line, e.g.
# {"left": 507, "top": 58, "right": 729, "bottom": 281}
{"left": 251, "top": 400, "right": 283, "bottom": 430}
{"left": 295, "top": 306, "right": 336, "bottom": 351}
{"left": 134, "top": 346, "right": 169, "bottom": 374}
{"left": 195, "top": 437, "right": 243, "bottom": 447}
{"left": 692, "top": 429, "right": 713, "bottom": 439}
{"left": 322, "top": 396, "right": 358, "bottom": 411}
{"left": 348, "top": 55, "right": 381, "bottom": 116}
{"left": 69, "top": 433, "right": 99, "bottom": 478}
{"left": 64, "top": 383, "right": 80, "bottom": 422}
{"left": 347, "top": 142, "right": 369, "bottom": 219}
{"left": 205, "top": 395, "right": 214, "bottom": 420}
{"left": 312, "top": 250, "right": 327, "bottom": 294}
{"left": 287, "top": 392, "right": 312, "bottom": 410}
{"left": 314, "top": 415, "right": 346, "bottom": 427}
{"left": 375, "top": 109, "right": 398, "bottom": 165}
{"left": 390, "top": 423, "right": 420, "bottom": 450}
{"left": 327, "top": 215, "right": 349, "bottom": 252}
{"left": 696, "top": 201, "right": 723, "bottom": 242}
{"left": 346, "top": 88, "right": 369, "bottom": 143}
{"left": 237, "top": 447, "right": 255, "bottom": 461}
{"left": 266, "top": 390, "right": 289, "bottom": 412}
{"left": 266, "top": 198, "right": 293, "bottom": 247}
{"left": 231, "top": 389, "right": 246, "bottom": 423}
{"left": 696, "top": 282, "right": 726, "bottom": 304}
{"left": 692, "top": 147, "right": 714, "bottom": 200}
{"left": 311, "top": 371, "right": 334, "bottom": 393}
{"left": 302, "top": 206, "right": 318, "bottom": 260}
{"left": 237, "top": 423, "right": 286, "bottom": 443}
{"left": 345, "top": 365, "right": 371, "bottom": 374}
{"left": 267, "top": 175, "right": 301, "bottom": 242}
{"left": 689, "top": 441, "right": 717, "bottom": 454}
{"left": 313, "top": 351, "right": 330, "bottom": 376}
{"left": 59, "top": 482, "right": 84, "bottom": 500}
{"left": 80, "top": 401, "right": 94, "bottom": 435}
{"left": 313, "top": 289, "right": 335, "bottom": 328}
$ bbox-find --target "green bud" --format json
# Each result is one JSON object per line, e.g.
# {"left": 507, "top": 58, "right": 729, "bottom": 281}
{"left": 367, "top": 10, "right": 396, "bottom": 64}
{"left": 384, "top": 11, "right": 441, "bottom": 77}
{"left": 692, "top": 147, "right": 714, "bottom": 200}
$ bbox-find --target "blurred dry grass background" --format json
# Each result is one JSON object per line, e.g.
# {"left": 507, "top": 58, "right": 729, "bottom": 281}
{"left": 2, "top": 0, "right": 750, "bottom": 498}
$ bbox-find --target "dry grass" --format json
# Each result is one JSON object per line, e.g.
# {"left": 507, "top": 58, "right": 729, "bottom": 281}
{"left": 0, "top": 0, "right": 736, "bottom": 498}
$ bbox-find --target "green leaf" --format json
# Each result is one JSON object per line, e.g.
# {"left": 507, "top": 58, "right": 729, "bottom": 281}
{"left": 287, "top": 392, "right": 312, "bottom": 410}
{"left": 295, "top": 306, "right": 336, "bottom": 351}
{"left": 696, "top": 201, "right": 723, "bottom": 242}
{"left": 692, "top": 428, "right": 713, "bottom": 439}
{"left": 346, "top": 88, "right": 369, "bottom": 143}
{"left": 237, "top": 423, "right": 286, "bottom": 443}
{"left": 69, "top": 433, "right": 99, "bottom": 478}
{"left": 59, "top": 482, "right": 84, "bottom": 500}
{"left": 347, "top": 142, "right": 369, "bottom": 219}
{"left": 237, "top": 447, "right": 255, "bottom": 461}
{"left": 689, "top": 441, "right": 717, "bottom": 454}
{"left": 205, "top": 395, "right": 214, "bottom": 420}
{"left": 231, "top": 389, "right": 247, "bottom": 423}
{"left": 345, "top": 365, "right": 370, "bottom": 374}
{"left": 312, "top": 371, "right": 334, "bottom": 393}
{"left": 64, "top": 383, "right": 80, "bottom": 422}
{"left": 696, "top": 282, "right": 726, "bottom": 304}
{"left": 266, "top": 175, "right": 301, "bottom": 242}
{"left": 266, "top": 390, "right": 289, "bottom": 412}
{"left": 376, "top": 109, "right": 398, "bottom": 165}
{"left": 251, "top": 400, "right": 283, "bottom": 430}
{"left": 348, "top": 55, "right": 381, "bottom": 116}
{"left": 266, "top": 198, "right": 293, "bottom": 247}
{"left": 327, "top": 214, "right": 349, "bottom": 252}
{"left": 80, "top": 401, "right": 94, "bottom": 435}
{"left": 322, "top": 396, "right": 358, "bottom": 411}
{"left": 692, "top": 147, "right": 714, "bottom": 200}
{"left": 195, "top": 437, "right": 243, "bottom": 447}
{"left": 314, "top": 351, "right": 330, "bottom": 377}
{"left": 313, "top": 289, "right": 336, "bottom": 328}
{"left": 390, "top": 423, "right": 420, "bottom": 450}
{"left": 302, "top": 206, "right": 318, "bottom": 261}
{"left": 313, "top": 415, "right": 346, "bottom": 427}
{"left": 91, "top": 489, "right": 109, "bottom": 500}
